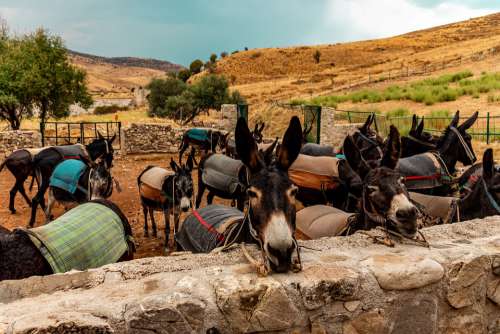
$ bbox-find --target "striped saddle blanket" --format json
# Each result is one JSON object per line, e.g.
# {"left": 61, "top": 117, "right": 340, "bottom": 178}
{"left": 296, "top": 205, "right": 354, "bottom": 240}
{"left": 397, "top": 152, "right": 450, "bottom": 190}
{"left": 176, "top": 205, "right": 244, "bottom": 253}
{"left": 23, "top": 202, "right": 129, "bottom": 273}
{"left": 289, "top": 154, "right": 340, "bottom": 191}
{"left": 202, "top": 154, "right": 246, "bottom": 195}
{"left": 139, "top": 167, "right": 174, "bottom": 203}
{"left": 50, "top": 159, "right": 88, "bottom": 194}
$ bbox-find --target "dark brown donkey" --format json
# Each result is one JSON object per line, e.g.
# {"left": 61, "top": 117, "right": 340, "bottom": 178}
{"left": 176, "top": 116, "right": 303, "bottom": 274}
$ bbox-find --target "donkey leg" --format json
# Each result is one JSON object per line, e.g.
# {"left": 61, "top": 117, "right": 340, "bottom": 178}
{"left": 142, "top": 203, "right": 149, "bottom": 237}
{"left": 163, "top": 209, "right": 171, "bottom": 252}
{"left": 179, "top": 140, "right": 187, "bottom": 164}
{"left": 18, "top": 179, "right": 32, "bottom": 207}
{"left": 207, "top": 192, "right": 215, "bottom": 205}
{"left": 195, "top": 179, "right": 206, "bottom": 209}
{"left": 29, "top": 179, "right": 48, "bottom": 227}
{"left": 149, "top": 208, "right": 157, "bottom": 238}
{"left": 8, "top": 182, "right": 19, "bottom": 214}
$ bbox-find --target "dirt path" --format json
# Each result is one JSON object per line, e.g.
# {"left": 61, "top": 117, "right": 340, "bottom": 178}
{"left": 0, "top": 153, "right": 231, "bottom": 259}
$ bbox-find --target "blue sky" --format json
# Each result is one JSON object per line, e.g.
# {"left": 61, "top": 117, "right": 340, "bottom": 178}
{"left": 0, "top": 0, "right": 498, "bottom": 66}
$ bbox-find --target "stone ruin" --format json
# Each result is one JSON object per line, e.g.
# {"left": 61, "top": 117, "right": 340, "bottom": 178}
{"left": 1, "top": 217, "right": 499, "bottom": 333}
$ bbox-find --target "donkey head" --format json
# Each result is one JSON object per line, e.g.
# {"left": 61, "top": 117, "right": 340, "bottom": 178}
{"left": 87, "top": 132, "right": 117, "bottom": 169}
{"left": 352, "top": 114, "right": 384, "bottom": 161}
{"left": 236, "top": 116, "right": 302, "bottom": 273}
{"left": 216, "top": 131, "right": 231, "bottom": 152}
{"left": 169, "top": 153, "right": 194, "bottom": 212}
{"left": 89, "top": 158, "right": 114, "bottom": 200}
{"left": 401, "top": 115, "right": 437, "bottom": 158}
{"left": 252, "top": 122, "right": 266, "bottom": 143}
{"left": 437, "top": 111, "right": 478, "bottom": 168}
{"left": 345, "top": 125, "right": 419, "bottom": 238}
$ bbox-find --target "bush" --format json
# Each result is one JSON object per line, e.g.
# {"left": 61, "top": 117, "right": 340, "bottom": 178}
{"left": 210, "top": 53, "right": 217, "bottom": 63}
{"left": 93, "top": 104, "right": 128, "bottom": 115}
{"left": 177, "top": 69, "right": 191, "bottom": 82}
{"left": 189, "top": 59, "right": 204, "bottom": 74}
{"left": 386, "top": 108, "right": 410, "bottom": 118}
{"left": 146, "top": 78, "right": 187, "bottom": 117}
{"left": 220, "top": 51, "right": 228, "bottom": 58}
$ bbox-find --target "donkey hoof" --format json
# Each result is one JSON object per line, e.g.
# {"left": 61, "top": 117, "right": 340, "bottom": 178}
{"left": 291, "top": 261, "right": 302, "bottom": 273}
{"left": 9, "top": 209, "right": 16, "bottom": 214}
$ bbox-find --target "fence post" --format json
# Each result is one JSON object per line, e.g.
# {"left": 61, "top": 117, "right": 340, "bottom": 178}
{"left": 40, "top": 122, "right": 45, "bottom": 147}
{"left": 80, "top": 123, "right": 84, "bottom": 144}
{"left": 347, "top": 110, "right": 352, "bottom": 123}
{"left": 372, "top": 113, "right": 379, "bottom": 133}
{"left": 487, "top": 112, "right": 490, "bottom": 144}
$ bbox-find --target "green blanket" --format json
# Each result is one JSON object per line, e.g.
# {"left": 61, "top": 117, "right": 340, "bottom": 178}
{"left": 25, "top": 202, "right": 128, "bottom": 273}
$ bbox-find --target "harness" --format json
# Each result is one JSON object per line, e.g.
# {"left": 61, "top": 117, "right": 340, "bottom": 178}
{"left": 357, "top": 132, "right": 383, "bottom": 159}
{"left": 482, "top": 178, "right": 500, "bottom": 214}
{"left": 450, "top": 127, "right": 476, "bottom": 163}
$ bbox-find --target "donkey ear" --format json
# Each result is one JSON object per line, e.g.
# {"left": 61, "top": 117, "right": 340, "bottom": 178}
{"left": 343, "top": 135, "right": 370, "bottom": 179}
{"left": 108, "top": 134, "right": 117, "bottom": 144}
{"left": 450, "top": 110, "right": 460, "bottom": 128}
{"left": 170, "top": 158, "right": 180, "bottom": 172}
{"left": 360, "top": 114, "right": 373, "bottom": 134}
{"left": 236, "top": 117, "right": 262, "bottom": 173}
{"left": 263, "top": 137, "right": 279, "bottom": 165}
{"left": 277, "top": 116, "right": 302, "bottom": 171}
{"left": 253, "top": 123, "right": 259, "bottom": 133}
{"left": 259, "top": 122, "right": 265, "bottom": 132}
{"left": 458, "top": 111, "right": 478, "bottom": 132}
{"left": 410, "top": 114, "right": 417, "bottom": 132}
{"left": 186, "top": 152, "right": 194, "bottom": 172}
{"left": 483, "top": 148, "right": 494, "bottom": 180}
{"left": 416, "top": 117, "right": 425, "bottom": 135}
{"left": 381, "top": 125, "right": 401, "bottom": 170}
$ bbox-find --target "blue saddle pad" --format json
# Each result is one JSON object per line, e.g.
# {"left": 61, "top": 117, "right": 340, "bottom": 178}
{"left": 50, "top": 159, "right": 88, "bottom": 194}
{"left": 187, "top": 128, "right": 209, "bottom": 142}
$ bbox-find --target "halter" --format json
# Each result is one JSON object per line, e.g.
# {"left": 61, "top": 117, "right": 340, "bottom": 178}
{"left": 357, "top": 132, "right": 383, "bottom": 159}
{"left": 481, "top": 178, "right": 500, "bottom": 214}
{"left": 450, "top": 127, "right": 476, "bottom": 163}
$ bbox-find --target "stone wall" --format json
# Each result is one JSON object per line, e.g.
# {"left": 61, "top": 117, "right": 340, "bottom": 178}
{"left": 1, "top": 218, "right": 499, "bottom": 333}
{"left": 0, "top": 130, "right": 41, "bottom": 156}
{"left": 320, "top": 107, "right": 361, "bottom": 149}
{"left": 122, "top": 123, "right": 186, "bottom": 154}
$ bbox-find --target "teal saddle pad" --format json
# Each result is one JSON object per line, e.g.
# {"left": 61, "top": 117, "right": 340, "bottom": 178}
{"left": 187, "top": 128, "right": 210, "bottom": 142}
{"left": 50, "top": 159, "right": 88, "bottom": 194}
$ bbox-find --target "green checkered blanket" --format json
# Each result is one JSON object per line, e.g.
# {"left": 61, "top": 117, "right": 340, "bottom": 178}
{"left": 24, "top": 202, "right": 129, "bottom": 273}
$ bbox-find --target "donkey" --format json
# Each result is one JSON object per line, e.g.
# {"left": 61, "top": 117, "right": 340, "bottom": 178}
{"left": 176, "top": 116, "right": 303, "bottom": 274}
{"left": 179, "top": 128, "right": 229, "bottom": 164}
{"left": 44, "top": 158, "right": 114, "bottom": 223}
{"left": 225, "top": 122, "right": 265, "bottom": 159}
{"left": 350, "top": 114, "right": 385, "bottom": 161}
{"left": 297, "top": 126, "right": 419, "bottom": 240}
{"left": 27, "top": 134, "right": 117, "bottom": 227}
{"left": 0, "top": 199, "right": 134, "bottom": 281}
{"left": 138, "top": 155, "right": 194, "bottom": 250}
{"left": 401, "top": 115, "right": 438, "bottom": 158}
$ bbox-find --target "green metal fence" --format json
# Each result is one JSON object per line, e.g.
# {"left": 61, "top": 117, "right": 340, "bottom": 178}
{"left": 335, "top": 109, "right": 500, "bottom": 144}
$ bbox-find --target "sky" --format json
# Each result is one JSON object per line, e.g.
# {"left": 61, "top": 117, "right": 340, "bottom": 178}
{"left": 0, "top": 0, "right": 498, "bottom": 66}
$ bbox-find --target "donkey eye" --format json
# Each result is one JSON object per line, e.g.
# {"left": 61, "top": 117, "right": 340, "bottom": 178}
{"left": 367, "top": 185, "right": 379, "bottom": 193}
{"left": 247, "top": 189, "right": 258, "bottom": 198}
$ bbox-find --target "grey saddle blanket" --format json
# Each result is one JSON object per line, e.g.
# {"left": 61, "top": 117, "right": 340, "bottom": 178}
{"left": 409, "top": 192, "right": 458, "bottom": 224}
{"left": 297, "top": 205, "right": 354, "bottom": 239}
{"left": 54, "top": 144, "right": 88, "bottom": 159}
{"left": 397, "top": 152, "right": 449, "bottom": 190}
{"left": 176, "top": 204, "right": 244, "bottom": 253}
{"left": 202, "top": 154, "right": 246, "bottom": 194}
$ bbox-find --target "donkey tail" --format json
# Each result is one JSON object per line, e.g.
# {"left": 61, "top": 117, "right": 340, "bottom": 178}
{"left": 0, "top": 158, "right": 7, "bottom": 173}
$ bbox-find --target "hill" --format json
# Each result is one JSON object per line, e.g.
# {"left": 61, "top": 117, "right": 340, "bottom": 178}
{"left": 210, "top": 12, "right": 500, "bottom": 108}
{"left": 69, "top": 51, "right": 183, "bottom": 97}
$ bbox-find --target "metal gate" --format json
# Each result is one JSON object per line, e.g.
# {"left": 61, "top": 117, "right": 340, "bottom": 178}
{"left": 40, "top": 121, "right": 122, "bottom": 149}
{"left": 237, "top": 104, "right": 248, "bottom": 123}
{"left": 303, "top": 105, "right": 321, "bottom": 144}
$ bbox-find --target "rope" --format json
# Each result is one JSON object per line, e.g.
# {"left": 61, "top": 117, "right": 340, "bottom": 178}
{"left": 450, "top": 127, "right": 476, "bottom": 162}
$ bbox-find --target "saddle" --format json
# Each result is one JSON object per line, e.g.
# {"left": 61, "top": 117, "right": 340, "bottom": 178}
{"left": 49, "top": 159, "right": 88, "bottom": 194}
{"left": 397, "top": 152, "right": 451, "bottom": 190}
{"left": 289, "top": 154, "right": 340, "bottom": 191}
{"left": 296, "top": 205, "right": 354, "bottom": 240}
{"left": 409, "top": 192, "right": 458, "bottom": 225}
{"left": 54, "top": 144, "right": 88, "bottom": 160}
{"left": 176, "top": 204, "right": 244, "bottom": 253}
{"left": 187, "top": 128, "right": 211, "bottom": 142}
{"left": 139, "top": 167, "right": 174, "bottom": 203}
{"left": 23, "top": 202, "right": 129, "bottom": 273}
{"left": 202, "top": 154, "right": 246, "bottom": 195}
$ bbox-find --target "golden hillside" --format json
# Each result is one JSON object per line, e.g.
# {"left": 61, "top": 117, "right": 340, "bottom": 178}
{"left": 210, "top": 13, "right": 500, "bottom": 105}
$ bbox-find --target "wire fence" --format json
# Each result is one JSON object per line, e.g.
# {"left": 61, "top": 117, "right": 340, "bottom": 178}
{"left": 334, "top": 109, "right": 500, "bottom": 144}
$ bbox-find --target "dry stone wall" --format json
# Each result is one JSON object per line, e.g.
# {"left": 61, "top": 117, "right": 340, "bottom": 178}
{"left": 1, "top": 217, "right": 500, "bottom": 333}
{"left": 0, "top": 131, "right": 41, "bottom": 156}
{"left": 122, "top": 123, "right": 186, "bottom": 154}
{"left": 320, "top": 107, "right": 361, "bottom": 149}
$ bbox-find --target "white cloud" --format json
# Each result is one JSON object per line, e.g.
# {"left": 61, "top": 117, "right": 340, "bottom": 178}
{"left": 324, "top": 0, "right": 496, "bottom": 41}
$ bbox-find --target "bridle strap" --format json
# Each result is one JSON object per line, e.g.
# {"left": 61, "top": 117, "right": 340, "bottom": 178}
{"left": 482, "top": 178, "right": 500, "bottom": 214}
{"left": 450, "top": 127, "right": 475, "bottom": 162}
{"left": 357, "top": 132, "right": 383, "bottom": 159}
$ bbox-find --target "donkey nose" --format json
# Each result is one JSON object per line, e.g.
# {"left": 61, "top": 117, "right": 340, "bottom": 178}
{"left": 396, "top": 206, "right": 418, "bottom": 220}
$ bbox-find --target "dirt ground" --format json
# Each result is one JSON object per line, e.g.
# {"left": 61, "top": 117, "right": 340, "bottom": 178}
{"left": 0, "top": 153, "right": 231, "bottom": 259}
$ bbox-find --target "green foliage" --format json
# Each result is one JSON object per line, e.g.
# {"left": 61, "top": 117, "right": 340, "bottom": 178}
{"left": 0, "top": 27, "right": 92, "bottom": 129}
{"left": 227, "top": 90, "right": 247, "bottom": 105}
{"left": 177, "top": 69, "right": 191, "bottom": 82}
{"left": 386, "top": 108, "right": 410, "bottom": 118}
{"left": 302, "top": 71, "right": 500, "bottom": 108}
{"left": 189, "top": 59, "right": 204, "bottom": 74}
{"left": 220, "top": 51, "right": 228, "bottom": 58}
{"left": 210, "top": 53, "right": 217, "bottom": 63}
{"left": 94, "top": 105, "right": 128, "bottom": 115}
{"left": 313, "top": 50, "right": 321, "bottom": 64}
{"left": 146, "top": 77, "right": 187, "bottom": 117}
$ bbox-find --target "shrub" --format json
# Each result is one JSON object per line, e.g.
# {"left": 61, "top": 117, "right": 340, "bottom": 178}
{"left": 386, "top": 108, "right": 410, "bottom": 118}
{"left": 220, "top": 51, "right": 228, "bottom": 58}
{"left": 146, "top": 78, "right": 187, "bottom": 117}
{"left": 94, "top": 104, "right": 128, "bottom": 115}
{"left": 189, "top": 59, "right": 204, "bottom": 74}
{"left": 313, "top": 50, "right": 321, "bottom": 64}
{"left": 177, "top": 69, "right": 191, "bottom": 82}
{"left": 210, "top": 53, "right": 217, "bottom": 63}
{"left": 250, "top": 51, "right": 262, "bottom": 59}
